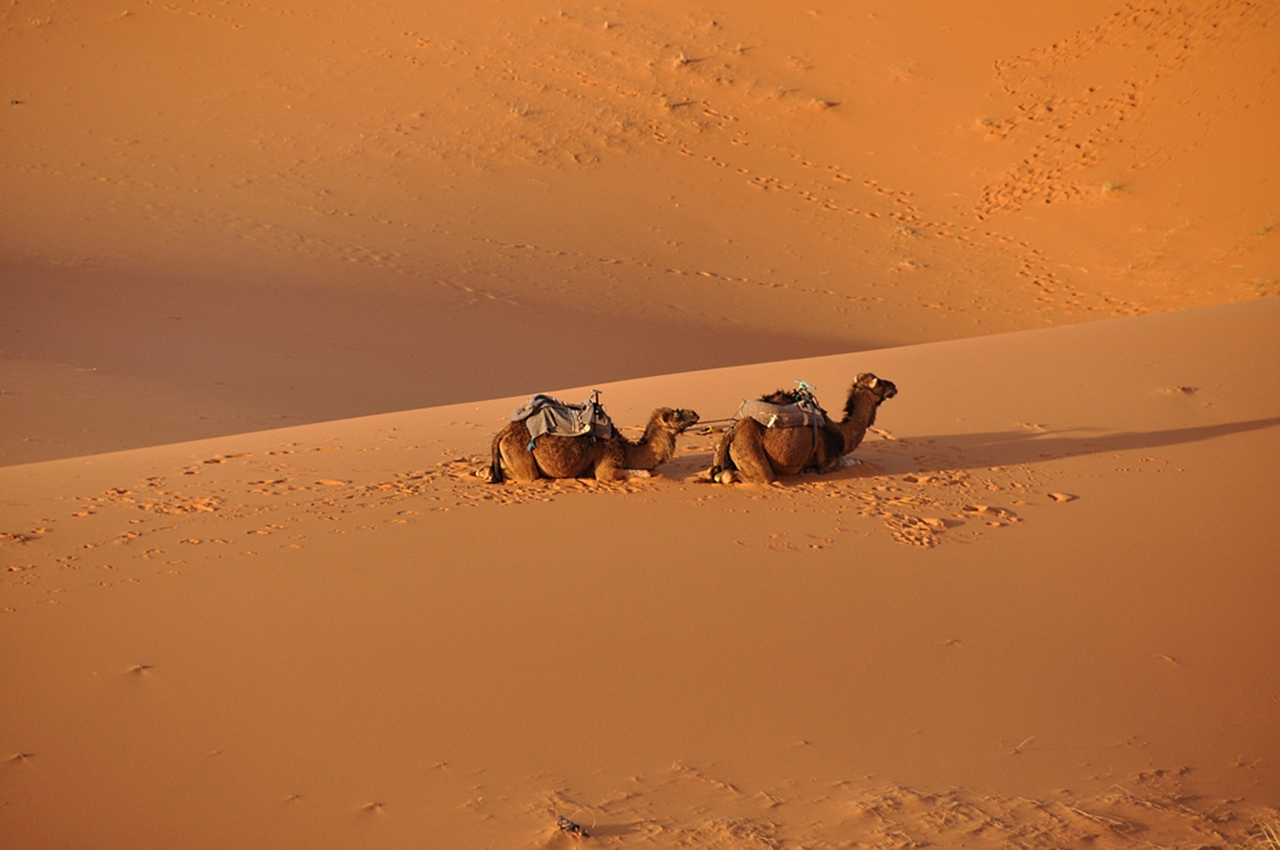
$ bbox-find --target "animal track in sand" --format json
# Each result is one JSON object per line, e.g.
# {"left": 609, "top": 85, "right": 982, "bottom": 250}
{"left": 204, "top": 18, "right": 1127, "bottom": 325}
{"left": 495, "top": 762, "right": 1258, "bottom": 847}
{"left": 979, "top": 1, "right": 1265, "bottom": 220}
{"left": 246, "top": 14, "right": 1049, "bottom": 319}
{"left": 1, "top": 429, "right": 1086, "bottom": 606}
{"left": 158, "top": 2, "right": 244, "bottom": 30}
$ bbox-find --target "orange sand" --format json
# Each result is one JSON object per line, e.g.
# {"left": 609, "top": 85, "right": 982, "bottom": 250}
{"left": 2, "top": 1, "right": 1278, "bottom": 847}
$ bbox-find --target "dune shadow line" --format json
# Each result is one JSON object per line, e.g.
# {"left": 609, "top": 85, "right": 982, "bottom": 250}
{"left": 897, "top": 416, "right": 1280, "bottom": 471}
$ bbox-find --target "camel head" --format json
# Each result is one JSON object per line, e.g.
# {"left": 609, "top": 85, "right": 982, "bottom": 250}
{"left": 844, "top": 374, "right": 897, "bottom": 421}
{"left": 656, "top": 407, "right": 701, "bottom": 433}
{"left": 855, "top": 373, "right": 897, "bottom": 401}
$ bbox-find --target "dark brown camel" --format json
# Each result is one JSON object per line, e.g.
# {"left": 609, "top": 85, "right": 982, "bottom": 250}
{"left": 709, "top": 374, "right": 897, "bottom": 484}
{"left": 484, "top": 407, "right": 700, "bottom": 483}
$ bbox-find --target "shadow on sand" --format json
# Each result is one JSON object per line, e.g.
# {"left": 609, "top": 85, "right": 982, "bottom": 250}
{"left": 660, "top": 416, "right": 1280, "bottom": 483}
{"left": 880, "top": 415, "right": 1280, "bottom": 473}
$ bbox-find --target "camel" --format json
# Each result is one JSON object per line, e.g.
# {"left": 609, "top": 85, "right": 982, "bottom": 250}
{"left": 483, "top": 406, "right": 700, "bottom": 483}
{"left": 709, "top": 373, "right": 897, "bottom": 484}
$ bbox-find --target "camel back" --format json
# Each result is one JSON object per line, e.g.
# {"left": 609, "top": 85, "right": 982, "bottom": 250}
{"left": 732, "top": 399, "right": 826, "bottom": 430}
{"left": 509, "top": 393, "right": 614, "bottom": 448}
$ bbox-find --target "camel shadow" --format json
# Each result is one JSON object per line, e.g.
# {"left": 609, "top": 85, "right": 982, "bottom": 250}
{"left": 661, "top": 416, "right": 1280, "bottom": 482}
{"left": 582, "top": 820, "right": 644, "bottom": 838}
{"left": 871, "top": 415, "right": 1280, "bottom": 473}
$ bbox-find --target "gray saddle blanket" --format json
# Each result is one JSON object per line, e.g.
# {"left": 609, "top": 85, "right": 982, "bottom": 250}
{"left": 509, "top": 394, "right": 614, "bottom": 443}
{"left": 733, "top": 399, "right": 826, "bottom": 430}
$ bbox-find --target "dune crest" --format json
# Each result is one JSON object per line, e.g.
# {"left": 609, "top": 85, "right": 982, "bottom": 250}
{"left": 3, "top": 0, "right": 1277, "bottom": 462}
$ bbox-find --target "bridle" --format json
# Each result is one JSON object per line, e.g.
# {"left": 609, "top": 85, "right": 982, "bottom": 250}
{"left": 863, "top": 381, "right": 896, "bottom": 404}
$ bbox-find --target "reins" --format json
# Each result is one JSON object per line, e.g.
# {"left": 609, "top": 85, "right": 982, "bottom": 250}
{"left": 693, "top": 417, "right": 737, "bottom": 432}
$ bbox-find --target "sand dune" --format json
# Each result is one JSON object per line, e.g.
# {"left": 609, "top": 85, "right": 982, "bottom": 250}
{"left": 4, "top": 0, "right": 1277, "bottom": 463}
{"left": 3, "top": 299, "right": 1278, "bottom": 847}
{"left": 3, "top": 1, "right": 1279, "bottom": 847}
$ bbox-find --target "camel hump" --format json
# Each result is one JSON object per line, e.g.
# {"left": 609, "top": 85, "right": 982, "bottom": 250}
{"left": 508, "top": 393, "right": 614, "bottom": 445}
{"left": 733, "top": 399, "right": 825, "bottom": 430}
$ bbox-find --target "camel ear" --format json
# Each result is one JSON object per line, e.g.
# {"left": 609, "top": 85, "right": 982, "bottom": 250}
{"left": 867, "top": 376, "right": 878, "bottom": 388}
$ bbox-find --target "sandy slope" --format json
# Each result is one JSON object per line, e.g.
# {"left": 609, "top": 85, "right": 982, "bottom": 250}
{"left": 3, "top": 298, "right": 1278, "bottom": 848}
{"left": 3, "top": 1, "right": 1279, "bottom": 847}
{"left": 3, "top": 0, "right": 1278, "bottom": 463}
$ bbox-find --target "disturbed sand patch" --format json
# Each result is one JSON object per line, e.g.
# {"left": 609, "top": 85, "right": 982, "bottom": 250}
{"left": 1, "top": 428, "right": 1080, "bottom": 602}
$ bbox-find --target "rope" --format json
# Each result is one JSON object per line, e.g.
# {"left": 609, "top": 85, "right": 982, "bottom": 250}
{"left": 690, "top": 380, "right": 824, "bottom": 436}
{"left": 693, "top": 417, "right": 736, "bottom": 433}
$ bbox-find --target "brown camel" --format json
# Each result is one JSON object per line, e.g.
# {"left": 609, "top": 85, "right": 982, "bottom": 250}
{"left": 484, "top": 406, "right": 700, "bottom": 483}
{"left": 709, "top": 373, "right": 897, "bottom": 484}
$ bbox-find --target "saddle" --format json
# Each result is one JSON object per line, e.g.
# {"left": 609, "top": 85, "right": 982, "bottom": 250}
{"left": 731, "top": 383, "right": 826, "bottom": 430}
{"left": 732, "top": 399, "right": 825, "bottom": 430}
{"left": 508, "top": 392, "right": 614, "bottom": 449}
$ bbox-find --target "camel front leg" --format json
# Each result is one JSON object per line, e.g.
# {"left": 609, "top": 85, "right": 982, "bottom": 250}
{"left": 592, "top": 463, "right": 630, "bottom": 482}
{"left": 589, "top": 441, "right": 632, "bottom": 482}
{"left": 810, "top": 424, "right": 845, "bottom": 474}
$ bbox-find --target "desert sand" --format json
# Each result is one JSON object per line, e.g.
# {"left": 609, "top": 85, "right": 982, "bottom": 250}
{"left": 3, "top": 1, "right": 1278, "bottom": 847}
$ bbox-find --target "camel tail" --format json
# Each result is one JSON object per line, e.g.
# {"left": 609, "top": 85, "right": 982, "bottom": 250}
{"left": 486, "top": 430, "right": 506, "bottom": 484}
